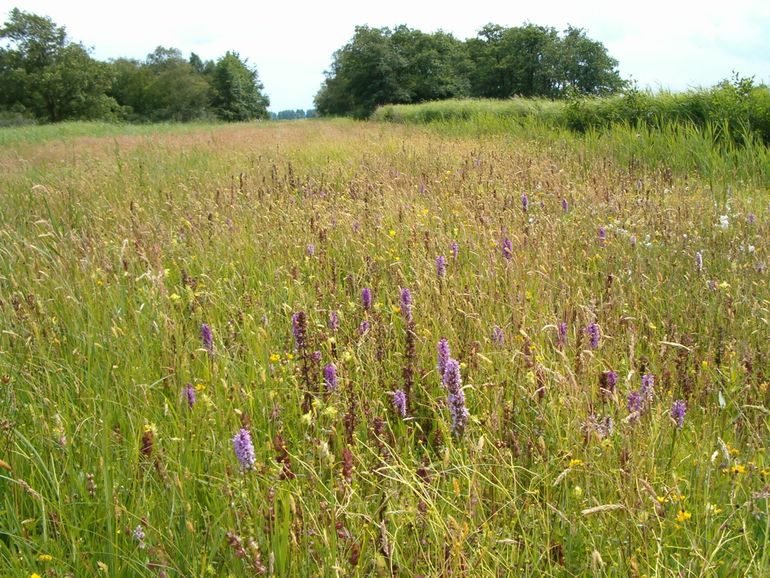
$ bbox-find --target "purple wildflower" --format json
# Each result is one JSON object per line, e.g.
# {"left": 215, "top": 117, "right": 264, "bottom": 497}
{"left": 437, "top": 338, "right": 451, "bottom": 378}
{"left": 586, "top": 322, "right": 600, "bottom": 349}
{"left": 359, "top": 320, "right": 370, "bottom": 334}
{"left": 311, "top": 350, "right": 322, "bottom": 364}
{"left": 232, "top": 428, "right": 256, "bottom": 471}
{"left": 392, "top": 389, "right": 407, "bottom": 417}
{"left": 747, "top": 213, "right": 756, "bottom": 225}
{"left": 323, "top": 363, "right": 338, "bottom": 391}
{"left": 306, "top": 243, "right": 315, "bottom": 257}
{"left": 450, "top": 242, "right": 459, "bottom": 260}
{"left": 561, "top": 198, "right": 569, "bottom": 212}
{"left": 598, "top": 226, "right": 607, "bottom": 245}
{"left": 557, "top": 322, "right": 568, "bottom": 348}
{"left": 502, "top": 237, "right": 513, "bottom": 260}
{"left": 200, "top": 323, "right": 213, "bottom": 353}
{"left": 361, "top": 288, "right": 372, "bottom": 311}
{"left": 400, "top": 287, "right": 413, "bottom": 322}
{"left": 600, "top": 370, "right": 617, "bottom": 396}
{"left": 521, "top": 193, "right": 529, "bottom": 212}
{"left": 492, "top": 325, "right": 505, "bottom": 347}
{"left": 695, "top": 251, "right": 703, "bottom": 272}
{"left": 436, "top": 255, "right": 447, "bottom": 278}
{"left": 183, "top": 383, "right": 196, "bottom": 408}
{"left": 443, "top": 359, "right": 469, "bottom": 435}
{"left": 671, "top": 399, "right": 686, "bottom": 428}
{"left": 627, "top": 390, "right": 643, "bottom": 413}
{"left": 133, "top": 524, "right": 146, "bottom": 549}
{"left": 328, "top": 310, "right": 339, "bottom": 331}
{"left": 641, "top": 373, "right": 655, "bottom": 402}
{"left": 291, "top": 311, "right": 307, "bottom": 351}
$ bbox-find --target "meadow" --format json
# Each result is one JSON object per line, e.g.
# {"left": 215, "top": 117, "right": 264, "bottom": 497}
{"left": 0, "top": 116, "right": 769, "bottom": 577}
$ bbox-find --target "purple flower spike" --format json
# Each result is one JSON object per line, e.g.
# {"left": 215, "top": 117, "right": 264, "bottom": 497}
{"left": 359, "top": 320, "right": 370, "bottom": 335}
{"left": 521, "top": 193, "right": 529, "bottom": 212}
{"left": 627, "top": 390, "right": 643, "bottom": 413}
{"left": 695, "top": 251, "right": 703, "bottom": 272}
{"left": 671, "top": 399, "right": 686, "bottom": 428}
{"left": 561, "top": 198, "right": 569, "bottom": 212}
{"left": 201, "top": 323, "right": 213, "bottom": 353}
{"left": 598, "top": 226, "right": 607, "bottom": 245}
{"left": 436, "top": 255, "right": 447, "bottom": 278}
{"left": 291, "top": 311, "right": 307, "bottom": 351}
{"left": 641, "top": 373, "right": 655, "bottom": 402}
{"left": 392, "top": 389, "right": 407, "bottom": 417}
{"left": 232, "top": 428, "right": 256, "bottom": 471}
{"left": 323, "top": 362, "right": 338, "bottom": 391}
{"left": 492, "top": 325, "right": 505, "bottom": 347}
{"left": 311, "top": 350, "right": 322, "bottom": 364}
{"left": 400, "top": 288, "right": 413, "bottom": 322}
{"left": 443, "top": 359, "right": 469, "bottom": 435}
{"left": 450, "top": 242, "right": 459, "bottom": 260}
{"left": 362, "top": 288, "right": 372, "bottom": 311}
{"left": 183, "top": 383, "right": 196, "bottom": 408}
{"left": 557, "top": 322, "right": 568, "bottom": 348}
{"left": 306, "top": 243, "right": 315, "bottom": 257}
{"left": 502, "top": 237, "right": 513, "bottom": 260}
{"left": 328, "top": 310, "right": 339, "bottom": 331}
{"left": 600, "top": 370, "right": 617, "bottom": 395}
{"left": 586, "top": 322, "right": 600, "bottom": 349}
{"left": 437, "top": 338, "right": 451, "bottom": 378}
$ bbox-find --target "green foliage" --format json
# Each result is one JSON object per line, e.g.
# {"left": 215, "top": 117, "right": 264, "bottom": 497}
{"left": 375, "top": 78, "right": 770, "bottom": 148}
{"left": 210, "top": 52, "right": 270, "bottom": 121}
{"left": 0, "top": 8, "right": 118, "bottom": 121}
{"left": 316, "top": 23, "right": 624, "bottom": 117}
{"left": 0, "top": 8, "right": 271, "bottom": 124}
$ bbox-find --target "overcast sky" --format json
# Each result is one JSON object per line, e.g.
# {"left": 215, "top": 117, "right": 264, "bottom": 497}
{"left": 2, "top": 0, "right": 769, "bottom": 112}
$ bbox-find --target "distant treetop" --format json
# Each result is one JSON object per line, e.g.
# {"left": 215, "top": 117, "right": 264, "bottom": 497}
{"left": 315, "top": 23, "right": 626, "bottom": 118}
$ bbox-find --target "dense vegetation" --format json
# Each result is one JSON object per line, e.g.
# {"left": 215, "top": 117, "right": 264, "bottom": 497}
{"left": 0, "top": 8, "right": 270, "bottom": 124}
{"left": 374, "top": 76, "right": 770, "bottom": 146}
{"left": 315, "top": 24, "right": 624, "bottom": 118}
{"left": 1, "top": 116, "right": 769, "bottom": 576}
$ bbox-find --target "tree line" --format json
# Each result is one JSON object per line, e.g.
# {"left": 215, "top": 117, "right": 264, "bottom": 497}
{"left": 315, "top": 24, "right": 626, "bottom": 118}
{"left": 0, "top": 8, "right": 270, "bottom": 124}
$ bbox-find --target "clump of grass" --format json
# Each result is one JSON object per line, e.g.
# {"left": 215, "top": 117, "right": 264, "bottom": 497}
{"left": 0, "top": 118, "right": 768, "bottom": 576}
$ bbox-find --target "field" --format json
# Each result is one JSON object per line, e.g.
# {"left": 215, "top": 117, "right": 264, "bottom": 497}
{"left": 1, "top": 116, "right": 769, "bottom": 577}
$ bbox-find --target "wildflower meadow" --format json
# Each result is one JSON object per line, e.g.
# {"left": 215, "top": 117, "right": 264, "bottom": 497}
{"left": 0, "top": 118, "right": 768, "bottom": 576}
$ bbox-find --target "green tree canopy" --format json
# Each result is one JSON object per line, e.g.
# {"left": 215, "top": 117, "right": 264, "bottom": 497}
{"left": 210, "top": 52, "right": 270, "bottom": 121}
{"left": 316, "top": 23, "right": 626, "bottom": 117}
{"left": 0, "top": 8, "right": 117, "bottom": 121}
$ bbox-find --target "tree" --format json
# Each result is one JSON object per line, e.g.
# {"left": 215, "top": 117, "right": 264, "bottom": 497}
{"left": 546, "top": 26, "right": 625, "bottom": 96}
{"left": 0, "top": 8, "right": 117, "bottom": 121}
{"left": 315, "top": 25, "right": 470, "bottom": 118}
{"left": 210, "top": 52, "right": 269, "bottom": 121}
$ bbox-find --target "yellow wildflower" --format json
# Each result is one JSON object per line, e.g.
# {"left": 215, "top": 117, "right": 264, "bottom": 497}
{"left": 37, "top": 554, "right": 53, "bottom": 562}
{"left": 569, "top": 459, "right": 584, "bottom": 468}
{"left": 730, "top": 464, "right": 746, "bottom": 475}
{"left": 388, "top": 229, "right": 396, "bottom": 237}
{"left": 675, "top": 510, "right": 691, "bottom": 523}
{"left": 269, "top": 353, "right": 280, "bottom": 363}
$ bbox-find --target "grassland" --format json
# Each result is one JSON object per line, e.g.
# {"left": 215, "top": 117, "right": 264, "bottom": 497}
{"left": 1, "top": 117, "right": 769, "bottom": 577}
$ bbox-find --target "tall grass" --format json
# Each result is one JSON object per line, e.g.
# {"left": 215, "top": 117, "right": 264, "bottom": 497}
{"left": 0, "top": 119, "right": 768, "bottom": 576}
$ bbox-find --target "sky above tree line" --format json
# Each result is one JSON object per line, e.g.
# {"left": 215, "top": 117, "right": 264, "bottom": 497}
{"left": 1, "top": 0, "right": 768, "bottom": 112}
